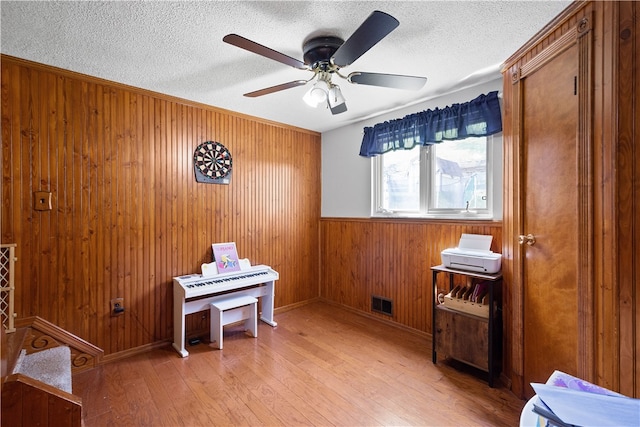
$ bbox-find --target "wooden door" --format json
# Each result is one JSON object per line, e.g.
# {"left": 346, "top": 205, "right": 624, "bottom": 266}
{"left": 521, "top": 44, "right": 580, "bottom": 397}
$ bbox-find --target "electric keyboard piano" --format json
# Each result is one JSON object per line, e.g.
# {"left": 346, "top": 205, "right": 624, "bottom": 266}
{"left": 172, "top": 265, "right": 278, "bottom": 357}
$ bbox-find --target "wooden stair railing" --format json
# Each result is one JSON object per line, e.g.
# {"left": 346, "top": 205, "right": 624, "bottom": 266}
{"left": 1, "top": 316, "right": 104, "bottom": 427}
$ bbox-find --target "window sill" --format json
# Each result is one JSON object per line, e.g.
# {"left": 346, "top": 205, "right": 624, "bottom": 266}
{"left": 372, "top": 212, "right": 495, "bottom": 221}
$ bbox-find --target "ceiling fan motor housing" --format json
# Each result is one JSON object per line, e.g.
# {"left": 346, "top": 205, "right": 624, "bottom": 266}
{"left": 303, "top": 36, "right": 344, "bottom": 71}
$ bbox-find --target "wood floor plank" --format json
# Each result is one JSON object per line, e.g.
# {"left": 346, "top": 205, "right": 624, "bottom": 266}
{"left": 238, "top": 332, "right": 369, "bottom": 425}
{"left": 129, "top": 358, "right": 184, "bottom": 426}
{"left": 169, "top": 356, "right": 236, "bottom": 425}
{"left": 158, "top": 353, "right": 225, "bottom": 426}
{"left": 270, "top": 335, "right": 378, "bottom": 424}
{"left": 123, "top": 377, "right": 165, "bottom": 426}
{"left": 272, "top": 307, "right": 451, "bottom": 425}
{"left": 259, "top": 327, "right": 386, "bottom": 425}
{"left": 227, "top": 340, "right": 333, "bottom": 426}
{"left": 73, "top": 361, "right": 112, "bottom": 420}
{"left": 101, "top": 361, "right": 136, "bottom": 425}
{"left": 229, "top": 360, "right": 320, "bottom": 426}
{"left": 74, "top": 301, "right": 525, "bottom": 426}
{"left": 177, "top": 342, "right": 272, "bottom": 425}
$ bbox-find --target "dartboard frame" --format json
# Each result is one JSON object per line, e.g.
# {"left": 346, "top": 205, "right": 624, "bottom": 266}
{"left": 193, "top": 141, "right": 232, "bottom": 184}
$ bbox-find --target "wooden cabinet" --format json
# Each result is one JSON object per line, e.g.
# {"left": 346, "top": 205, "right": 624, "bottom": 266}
{"left": 501, "top": 1, "right": 640, "bottom": 398}
{"left": 434, "top": 307, "right": 490, "bottom": 369}
{"left": 431, "top": 265, "right": 502, "bottom": 387}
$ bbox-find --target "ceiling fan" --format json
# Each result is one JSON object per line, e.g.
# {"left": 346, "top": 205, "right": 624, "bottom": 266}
{"left": 223, "top": 10, "right": 428, "bottom": 115}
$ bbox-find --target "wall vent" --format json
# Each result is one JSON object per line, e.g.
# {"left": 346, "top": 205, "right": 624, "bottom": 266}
{"left": 371, "top": 295, "right": 393, "bottom": 316}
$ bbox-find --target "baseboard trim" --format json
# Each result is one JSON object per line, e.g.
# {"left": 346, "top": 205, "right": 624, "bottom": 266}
{"left": 318, "top": 298, "right": 431, "bottom": 340}
{"left": 100, "top": 339, "right": 172, "bottom": 365}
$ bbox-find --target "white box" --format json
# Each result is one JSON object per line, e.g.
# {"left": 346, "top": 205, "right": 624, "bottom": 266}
{"left": 440, "top": 234, "right": 502, "bottom": 274}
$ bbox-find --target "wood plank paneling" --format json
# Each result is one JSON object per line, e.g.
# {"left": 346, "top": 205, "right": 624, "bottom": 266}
{"left": 319, "top": 218, "right": 502, "bottom": 335}
{"left": 1, "top": 55, "right": 321, "bottom": 356}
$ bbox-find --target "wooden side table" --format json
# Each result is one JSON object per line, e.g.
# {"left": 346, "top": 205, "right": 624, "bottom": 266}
{"left": 431, "top": 265, "right": 502, "bottom": 387}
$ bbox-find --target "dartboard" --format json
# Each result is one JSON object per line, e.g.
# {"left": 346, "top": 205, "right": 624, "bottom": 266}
{"left": 193, "top": 141, "right": 232, "bottom": 183}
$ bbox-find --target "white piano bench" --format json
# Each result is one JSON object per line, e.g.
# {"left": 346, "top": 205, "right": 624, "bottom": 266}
{"left": 210, "top": 295, "right": 258, "bottom": 350}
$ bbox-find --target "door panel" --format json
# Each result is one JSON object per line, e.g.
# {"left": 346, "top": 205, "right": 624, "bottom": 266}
{"left": 522, "top": 44, "right": 579, "bottom": 397}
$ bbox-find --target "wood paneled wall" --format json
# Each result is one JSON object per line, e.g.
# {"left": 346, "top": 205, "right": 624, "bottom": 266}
{"left": 1, "top": 55, "right": 321, "bottom": 356}
{"left": 319, "top": 218, "right": 502, "bottom": 334}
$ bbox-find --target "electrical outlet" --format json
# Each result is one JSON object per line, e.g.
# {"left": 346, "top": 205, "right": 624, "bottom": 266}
{"left": 33, "top": 191, "right": 52, "bottom": 211}
{"left": 110, "top": 298, "right": 124, "bottom": 317}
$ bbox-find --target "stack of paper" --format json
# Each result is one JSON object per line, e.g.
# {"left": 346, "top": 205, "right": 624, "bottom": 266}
{"left": 530, "top": 371, "right": 640, "bottom": 426}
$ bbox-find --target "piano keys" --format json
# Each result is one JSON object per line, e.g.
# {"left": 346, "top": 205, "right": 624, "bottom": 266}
{"left": 172, "top": 264, "right": 279, "bottom": 357}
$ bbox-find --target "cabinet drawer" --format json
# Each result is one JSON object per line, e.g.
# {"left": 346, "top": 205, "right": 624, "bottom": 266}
{"left": 434, "top": 306, "right": 489, "bottom": 370}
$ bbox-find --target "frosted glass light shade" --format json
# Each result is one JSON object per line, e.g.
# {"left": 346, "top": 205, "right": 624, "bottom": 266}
{"left": 328, "top": 85, "right": 347, "bottom": 114}
{"left": 303, "top": 80, "right": 329, "bottom": 107}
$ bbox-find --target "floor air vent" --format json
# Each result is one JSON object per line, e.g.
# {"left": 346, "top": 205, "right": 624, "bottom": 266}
{"left": 372, "top": 295, "right": 393, "bottom": 316}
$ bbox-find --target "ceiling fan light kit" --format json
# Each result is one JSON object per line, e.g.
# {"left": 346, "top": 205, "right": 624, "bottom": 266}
{"left": 328, "top": 85, "right": 347, "bottom": 114}
{"left": 223, "top": 10, "right": 427, "bottom": 115}
{"left": 303, "top": 78, "right": 330, "bottom": 107}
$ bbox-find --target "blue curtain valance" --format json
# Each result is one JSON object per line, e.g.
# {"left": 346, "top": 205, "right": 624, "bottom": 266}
{"left": 359, "top": 91, "right": 502, "bottom": 157}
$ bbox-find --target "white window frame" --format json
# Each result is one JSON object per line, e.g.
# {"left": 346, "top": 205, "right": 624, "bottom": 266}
{"left": 371, "top": 134, "right": 502, "bottom": 220}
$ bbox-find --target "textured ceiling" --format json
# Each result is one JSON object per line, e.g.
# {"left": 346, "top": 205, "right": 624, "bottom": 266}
{"left": 1, "top": 1, "right": 571, "bottom": 133}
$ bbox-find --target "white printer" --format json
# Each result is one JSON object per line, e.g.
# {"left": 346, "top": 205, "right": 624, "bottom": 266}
{"left": 440, "top": 234, "right": 502, "bottom": 274}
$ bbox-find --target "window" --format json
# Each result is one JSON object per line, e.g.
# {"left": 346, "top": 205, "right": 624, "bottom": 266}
{"left": 373, "top": 136, "right": 500, "bottom": 219}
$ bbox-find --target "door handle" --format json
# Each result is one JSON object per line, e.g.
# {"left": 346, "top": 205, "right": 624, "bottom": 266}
{"left": 518, "top": 234, "right": 536, "bottom": 246}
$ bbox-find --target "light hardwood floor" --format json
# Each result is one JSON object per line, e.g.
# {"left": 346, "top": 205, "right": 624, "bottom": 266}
{"left": 73, "top": 301, "right": 526, "bottom": 426}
